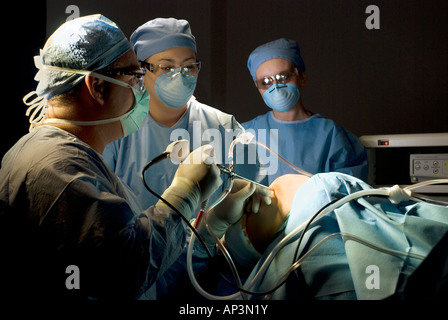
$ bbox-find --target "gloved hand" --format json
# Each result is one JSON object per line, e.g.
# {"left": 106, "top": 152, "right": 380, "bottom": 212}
{"left": 202, "top": 179, "right": 273, "bottom": 240}
{"left": 156, "top": 145, "right": 222, "bottom": 220}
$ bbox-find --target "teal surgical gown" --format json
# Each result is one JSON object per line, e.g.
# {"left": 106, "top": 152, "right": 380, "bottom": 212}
{"left": 0, "top": 126, "right": 194, "bottom": 300}
{"left": 244, "top": 173, "right": 448, "bottom": 300}
{"left": 242, "top": 112, "right": 368, "bottom": 184}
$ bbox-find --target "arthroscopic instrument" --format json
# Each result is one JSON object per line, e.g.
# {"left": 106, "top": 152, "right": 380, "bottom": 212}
{"left": 140, "top": 131, "right": 327, "bottom": 299}
{"left": 216, "top": 164, "right": 273, "bottom": 192}
{"left": 215, "top": 130, "right": 312, "bottom": 195}
{"left": 224, "top": 131, "right": 313, "bottom": 178}
{"left": 140, "top": 131, "right": 312, "bottom": 298}
{"left": 185, "top": 130, "right": 317, "bottom": 300}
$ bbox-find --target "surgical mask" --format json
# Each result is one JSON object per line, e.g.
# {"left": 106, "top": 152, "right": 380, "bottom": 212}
{"left": 262, "top": 83, "right": 300, "bottom": 112}
{"left": 43, "top": 67, "right": 150, "bottom": 137}
{"left": 154, "top": 68, "right": 196, "bottom": 108}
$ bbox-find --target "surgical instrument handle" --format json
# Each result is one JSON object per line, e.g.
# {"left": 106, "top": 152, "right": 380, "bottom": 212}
{"left": 216, "top": 164, "right": 273, "bottom": 191}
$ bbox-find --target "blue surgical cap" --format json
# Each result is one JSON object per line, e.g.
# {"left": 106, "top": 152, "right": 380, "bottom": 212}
{"left": 247, "top": 38, "right": 306, "bottom": 81}
{"left": 35, "top": 14, "right": 131, "bottom": 99}
{"left": 130, "top": 18, "right": 197, "bottom": 61}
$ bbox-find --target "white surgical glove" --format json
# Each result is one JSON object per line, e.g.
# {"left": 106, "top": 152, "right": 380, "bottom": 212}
{"left": 156, "top": 145, "right": 222, "bottom": 220}
{"left": 201, "top": 179, "right": 273, "bottom": 241}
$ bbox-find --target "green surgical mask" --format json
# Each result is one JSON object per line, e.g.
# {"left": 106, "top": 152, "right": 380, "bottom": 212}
{"left": 43, "top": 67, "right": 150, "bottom": 137}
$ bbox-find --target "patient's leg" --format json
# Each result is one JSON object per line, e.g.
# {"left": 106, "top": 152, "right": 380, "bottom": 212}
{"left": 246, "top": 174, "right": 309, "bottom": 253}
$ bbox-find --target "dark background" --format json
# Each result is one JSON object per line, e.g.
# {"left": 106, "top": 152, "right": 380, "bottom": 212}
{"left": 2, "top": 0, "right": 447, "bottom": 159}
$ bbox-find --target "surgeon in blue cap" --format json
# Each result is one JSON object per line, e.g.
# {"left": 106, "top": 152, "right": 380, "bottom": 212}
{"left": 102, "top": 18, "right": 270, "bottom": 299}
{"left": 104, "top": 18, "right": 266, "bottom": 210}
{"left": 243, "top": 38, "right": 368, "bottom": 184}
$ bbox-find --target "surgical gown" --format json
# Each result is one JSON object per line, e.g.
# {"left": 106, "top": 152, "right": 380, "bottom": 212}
{"left": 242, "top": 112, "right": 368, "bottom": 184}
{"left": 103, "top": 97, "right": 266, "bottom": 210}
{"left": 0, "top": 126, "right": 191, "bottom": 300}
{"left": 103, "top": 97, "right": 266, "bottom": 299}
{"left": 243, "top": 173, "right": 448, "bottom": 300}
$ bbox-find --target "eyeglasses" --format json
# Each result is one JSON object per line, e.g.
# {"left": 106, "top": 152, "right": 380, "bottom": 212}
{"left": 140, "top": 60, "right": 201, "bottom": 76}
{"left": 98, "top": 67, "right": 146, "bottom": 91}
{"left": 255, "top": 68, "right": 299, "bottom": 89}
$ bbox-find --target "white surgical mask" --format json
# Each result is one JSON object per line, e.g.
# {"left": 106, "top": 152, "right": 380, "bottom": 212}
{"left": 262, "top": 83, "right": 300, "bottom": 112}
{"left": 154, "top": 68, "right": 196, "bottom": 108}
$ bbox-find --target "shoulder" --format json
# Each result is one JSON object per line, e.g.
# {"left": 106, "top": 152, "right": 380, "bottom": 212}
{"left": 308, "top": 115, "right": 359, "bottom": 139}
{"left": 189, "top": 98, "right": 241, "bottom": 130}
{"left": 2, "top": 127, "right": 111, "bottom": 192}
{"left": 7, "top": 127, "right": 93, "bottom": 166}
{"left": 307, "top": 114, "right": 338, "bottom": 128}
{"left": 242, "top": 112, "right": 271, "bottom": 129}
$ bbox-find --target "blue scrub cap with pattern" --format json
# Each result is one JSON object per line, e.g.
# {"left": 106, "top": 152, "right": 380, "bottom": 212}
{"left": 130, "top": 18, "right": 197, "bottom": 61}
{"left": 34, "top": 14, "right": 131, "bottom": 99}
{"left": 23, "top": 14, "right": 131, "bottom": 132}
{"left": 247, "top": 38, "right": 306, "bottom": 81}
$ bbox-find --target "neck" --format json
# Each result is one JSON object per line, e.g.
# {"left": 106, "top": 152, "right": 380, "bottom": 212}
{"left": 44, "top": 101, "right": 123, "bottom": 154}
{"left": 148, "top": 99, "right": 188, "bottom": 127}
{"left": 44, "top": 122, "right": 122, "bottom": 154}
{"left": 271, "top": 101, "right": 310, "bottom": 121}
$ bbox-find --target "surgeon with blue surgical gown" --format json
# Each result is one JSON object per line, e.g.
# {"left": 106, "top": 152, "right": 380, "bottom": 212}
{"left": 102, "top": 18, "right": 268, "bottom": 300}
{"left": 103, "top": 18, "right": 266, "bottom": 210}
{"left": 243, "top": 38, "right": 368, "bottom": 184}
{"left": 0, "top": 15, "right": 247, "bottom": 300}
{"left": 223, "top": 172, "right": 448, "bottom": 300}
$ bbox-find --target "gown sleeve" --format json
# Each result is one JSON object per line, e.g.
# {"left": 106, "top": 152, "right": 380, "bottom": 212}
{"left": 1, "top": 142, "right": 189, "bottom": 300}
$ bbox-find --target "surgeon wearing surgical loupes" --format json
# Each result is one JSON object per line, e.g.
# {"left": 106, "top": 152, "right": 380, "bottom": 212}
{"left": 102, "top": 17, "right": 270, "bottom": 299}
{"left": 0, "top": 14, "right": 252, "bottom": 300}
{"left": 103, "top": 18, "right": 267, "bottom": 212}
{"left": 243, "top": 38, "right": 368, "bottom": 184}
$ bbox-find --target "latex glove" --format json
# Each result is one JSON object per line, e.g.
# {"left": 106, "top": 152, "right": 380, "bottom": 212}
{"left": 203, "top": 179, "right": 273, "bottom": 239}
{"left": 156, "top": 145, "right": 222, "bottom": 220}
{"left": 246, "top": 185, "right": 273, "bottom": 214}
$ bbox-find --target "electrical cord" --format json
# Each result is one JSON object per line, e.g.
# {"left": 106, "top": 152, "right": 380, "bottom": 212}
{"left": 142, "top": 151, "right": 305, "bottom": 298}
{"left": 141, "top": 152, "right": 214, "bottom": 261}
{"left": 263, "top": 230, "right": 427, "bottom": 300}
{"left": 292, "top": 197, "right": 342, "bottom": 265}
{"left": 141, "top": 153, "right": 263, "bottom": 297}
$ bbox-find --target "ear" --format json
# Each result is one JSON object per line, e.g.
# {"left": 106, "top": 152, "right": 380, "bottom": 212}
{"left": 84, "top": 75, "right": 106, "bottom": 105}
{"left": 299, "top": 72, "right": 307, "bottom": 86}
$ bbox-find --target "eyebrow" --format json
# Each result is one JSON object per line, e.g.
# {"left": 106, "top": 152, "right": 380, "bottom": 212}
{"left": 157, "top": 56, "right": 197, "bottom": 64}
{"left": 102, "top": 64, "right": 141, "bottom": 74}
{"left": 259, "top": 69, "right": 292, "bottom": 79}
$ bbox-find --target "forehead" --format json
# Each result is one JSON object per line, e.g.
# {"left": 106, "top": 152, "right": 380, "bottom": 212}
{"left": 146, "top": 46, "right": 196, "bottom": 63}
{"left": 111, "top": 49, "right": 140, "bottom": 70}
{"left": 256, "top": 58, "right": 294, "bottom": 78}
